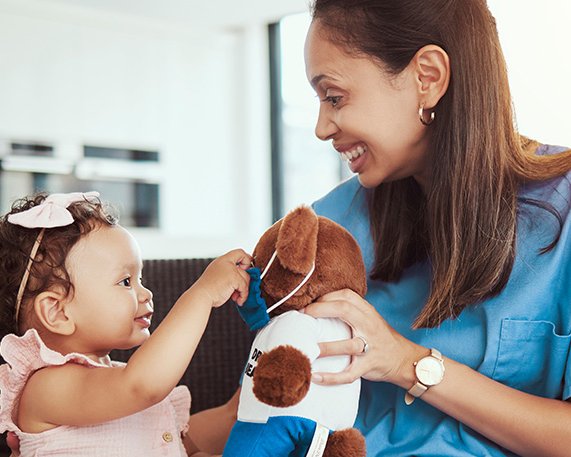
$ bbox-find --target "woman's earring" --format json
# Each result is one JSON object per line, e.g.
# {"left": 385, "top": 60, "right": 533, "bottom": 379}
{"left": 419, "top": 104, "right": 435, "bottom": 126}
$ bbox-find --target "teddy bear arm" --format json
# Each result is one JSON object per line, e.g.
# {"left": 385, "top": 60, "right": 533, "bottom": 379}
{"left": 252, "top": 345, "right": 312, "bottom": 407}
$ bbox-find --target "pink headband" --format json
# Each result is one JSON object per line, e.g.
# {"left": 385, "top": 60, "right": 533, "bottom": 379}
{"left": 7, "top": 191, "right": 100, "bottom": 323}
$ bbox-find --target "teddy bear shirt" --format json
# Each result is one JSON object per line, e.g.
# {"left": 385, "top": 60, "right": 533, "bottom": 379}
{"left": 237, "top": 310, "right": 360, "bottom": 430}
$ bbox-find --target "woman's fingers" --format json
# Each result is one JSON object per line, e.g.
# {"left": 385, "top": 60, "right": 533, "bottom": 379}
{"left": 318, "top": 337, "right": 368, "bottom": 357}
{"left": 312, "top": 363, "right": 362, "bottom": 385}
{"left": 305, "top": 301, "right": 349, "bottom": 321}
{"left": 308, "top": 290, "right": 379, "bottom": 370}
{"left": 313, "top": 338, "right": 371, "bottom": 385}
{"left": 304, "top": 287, "right": 414, "bottom": 386}
{"left": 305, "top": 289, "right": 370, "bottom": 325}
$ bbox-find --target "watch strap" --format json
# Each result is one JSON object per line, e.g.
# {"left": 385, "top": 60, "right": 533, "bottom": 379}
{"left": 430, "top": 348, "right": 443, "bottom": 361}
{"left": 404, "top": 348, "right": 444, "bottom": 405}
{"left": 404, "top": 382, "right": 427, "bottom": 405}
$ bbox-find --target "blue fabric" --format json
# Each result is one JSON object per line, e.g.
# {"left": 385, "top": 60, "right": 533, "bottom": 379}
{"left": 223, "top": 416, "right": 321, "bottom": 457}
{"left": 236, "top": 268, "right": 270, "bottom": 331}
{"left": 312, "top": 144, "right": 571, "bottom": 457}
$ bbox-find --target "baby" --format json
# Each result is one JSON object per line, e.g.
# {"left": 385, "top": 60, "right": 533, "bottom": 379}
{"left": 0, "top": 191, "right": 251, "bottom": 456}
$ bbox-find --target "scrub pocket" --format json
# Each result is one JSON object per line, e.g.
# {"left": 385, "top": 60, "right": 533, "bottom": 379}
{"left": 492, "top": 319, "right": 571, "bottom": 398}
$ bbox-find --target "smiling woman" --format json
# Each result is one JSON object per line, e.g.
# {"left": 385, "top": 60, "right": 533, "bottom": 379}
{"left": 305, "top": 25, "right": 438, "bottom": 189}
{"left": 299, "top": 0, "right": 571, "bottom": 456}
{"left": 275, "top": 1, "right": 571, "bottom": 216}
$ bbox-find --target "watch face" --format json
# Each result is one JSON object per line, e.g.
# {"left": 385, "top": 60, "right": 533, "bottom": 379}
{"left": 415, "top": 357, "right": 444, "bottom": 386}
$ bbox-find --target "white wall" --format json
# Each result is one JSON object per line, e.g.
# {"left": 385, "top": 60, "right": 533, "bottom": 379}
{"left": 488, "top": 0, "right": 571, "bottom": 147}
{"left": 0, "top": 0, "right": 274, "bottom": 258}
{"left": 1, "top": 0, "right": 569, "bottom": 259}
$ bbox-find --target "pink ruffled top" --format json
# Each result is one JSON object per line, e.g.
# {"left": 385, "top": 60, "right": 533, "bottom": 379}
{"left": 0, "top": 329, "right": 191, "bottom": 456}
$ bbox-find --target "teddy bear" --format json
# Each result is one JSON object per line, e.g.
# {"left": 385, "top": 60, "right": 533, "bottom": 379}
{"left": 222, "top": 206, "right": 367, "bottom": 457}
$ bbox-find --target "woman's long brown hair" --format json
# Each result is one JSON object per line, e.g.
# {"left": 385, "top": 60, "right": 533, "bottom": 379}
{"left": 311, "top": 0, "right": 571, "bottom": 328}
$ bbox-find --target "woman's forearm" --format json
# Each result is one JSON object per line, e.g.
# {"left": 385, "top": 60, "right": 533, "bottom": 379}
{"left": 185, "top": 388, "right": 240, "bottom": 454}
{"left": 420, "top": 356, "right": 571, "bottom": 457}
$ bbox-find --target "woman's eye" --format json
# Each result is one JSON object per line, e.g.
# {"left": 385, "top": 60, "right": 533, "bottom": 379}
{"left": 323, "top": 95, "right": 342, "bottom": 107}
{"left": 120, "top": 277, "right": 131, "bottom": 287}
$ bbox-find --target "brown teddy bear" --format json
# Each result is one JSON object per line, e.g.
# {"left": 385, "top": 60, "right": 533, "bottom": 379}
{"left": 223, "top": 206, "right": 367, "bottom": 457}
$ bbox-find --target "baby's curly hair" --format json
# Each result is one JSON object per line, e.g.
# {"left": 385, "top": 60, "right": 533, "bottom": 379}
{"left": 0, "top": 193, "right": 118, "bottom": 338}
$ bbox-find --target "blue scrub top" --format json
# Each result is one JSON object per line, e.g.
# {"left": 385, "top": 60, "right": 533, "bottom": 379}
{"left": 312, "top": 144, "right": 571, "bottom": 456}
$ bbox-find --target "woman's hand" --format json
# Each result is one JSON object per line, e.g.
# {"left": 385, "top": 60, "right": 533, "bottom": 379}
{"left": 309, "top": 290, "right": 571, "bottom": 457}
{"left": 304, "top": 289, "right": 425, "bottom": 389}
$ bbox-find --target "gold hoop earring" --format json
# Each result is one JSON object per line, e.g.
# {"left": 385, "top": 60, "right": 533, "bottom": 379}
{"left": 419, "top": 104, "right": 435, "bottom": 126}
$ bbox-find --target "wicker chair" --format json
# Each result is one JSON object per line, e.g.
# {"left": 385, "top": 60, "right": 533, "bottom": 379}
{"left": 0, "top": 258, "right": 254, "bottom": 454}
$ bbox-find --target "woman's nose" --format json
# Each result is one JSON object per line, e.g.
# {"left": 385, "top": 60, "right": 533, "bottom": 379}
{"left": 314, "top": 106, "right": 338, "bottom": 141}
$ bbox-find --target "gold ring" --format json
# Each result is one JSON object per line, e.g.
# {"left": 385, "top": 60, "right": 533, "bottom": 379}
{"left": 355, "top": 335, "right": 369, "bottom": 354}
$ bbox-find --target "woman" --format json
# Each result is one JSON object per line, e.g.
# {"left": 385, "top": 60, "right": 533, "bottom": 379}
{"left": 188, "top": 1, "right": 571, "bottom": 456}
{"left": 301, "top": 0, "right": 571, "bottom": 456}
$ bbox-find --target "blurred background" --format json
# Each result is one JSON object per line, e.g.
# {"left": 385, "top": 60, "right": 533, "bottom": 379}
{"left": 0, "top": 0, "right": 569, "bottom": 259}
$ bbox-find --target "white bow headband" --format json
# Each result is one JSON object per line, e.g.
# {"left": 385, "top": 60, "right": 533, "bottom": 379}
{"left": 7, "top": 191, "right": 100, "bottom": 323}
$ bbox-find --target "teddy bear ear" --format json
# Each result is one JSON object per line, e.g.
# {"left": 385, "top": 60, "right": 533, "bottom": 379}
{"left": 275, "top": 206, "right": 318, "bottom": 275}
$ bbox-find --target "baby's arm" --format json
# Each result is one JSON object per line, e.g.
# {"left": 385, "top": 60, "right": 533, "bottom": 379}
{"left": 18, "top": 250, "right": 251, "bottom": 431}
{"left": 120, "top": 249, "right": 251, "bottom": 404}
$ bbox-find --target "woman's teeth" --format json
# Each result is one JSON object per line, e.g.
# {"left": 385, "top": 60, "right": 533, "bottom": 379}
{"left": 340, "top": 145, "right": 366, "bottom": 162}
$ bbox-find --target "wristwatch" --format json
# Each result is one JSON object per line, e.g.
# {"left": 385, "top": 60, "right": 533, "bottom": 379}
{"left": 404, "top": 348, "right": 445, "bottom": 405}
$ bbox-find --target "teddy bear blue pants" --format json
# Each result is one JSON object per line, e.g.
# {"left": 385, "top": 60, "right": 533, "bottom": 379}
{"left": 223, "top": 416, "right": 330, "bottom": 457}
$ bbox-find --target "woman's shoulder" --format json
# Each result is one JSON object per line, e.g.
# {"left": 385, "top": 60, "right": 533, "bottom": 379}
{"left": 535, "top": 143, "right": 570, "bottom": 157}
{"left": 311, "top": 177, "right": 373, "bottom": 257}
{"left": 312, "top": 176, "right": 366, "bottom": 223}
{"left": 521, "top": 143, "right": 571, "bottom": 213}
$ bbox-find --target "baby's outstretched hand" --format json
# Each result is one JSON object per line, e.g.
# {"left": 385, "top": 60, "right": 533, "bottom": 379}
{"left": 194, "top": 249, "right": 252, "bottom": 307}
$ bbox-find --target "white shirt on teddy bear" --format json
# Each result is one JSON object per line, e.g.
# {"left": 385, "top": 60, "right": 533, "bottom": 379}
{"left": 238, "top": 310, "right": 360, "bottom": 430}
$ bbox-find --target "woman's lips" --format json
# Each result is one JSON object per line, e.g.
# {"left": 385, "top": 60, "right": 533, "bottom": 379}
{"left": 334, "top": 143, "right": 367, "bottom": 174}
{"left": 348, "top": 151, "right": 367, "bottom": 174}
{"left": 336, "top": 144, "right": 366, "bottom": 162}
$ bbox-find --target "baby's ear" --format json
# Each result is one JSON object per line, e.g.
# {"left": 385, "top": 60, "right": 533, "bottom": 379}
{"left": 33, "top": 290, "right": 75, "bottom": 336}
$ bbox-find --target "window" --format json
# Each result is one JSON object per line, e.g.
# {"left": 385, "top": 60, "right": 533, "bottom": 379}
{"left": 270, "top": 13, "right": 350, "bottom": 220}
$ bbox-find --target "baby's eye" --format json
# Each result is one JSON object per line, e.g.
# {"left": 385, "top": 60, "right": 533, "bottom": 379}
{"left": 120, "top": 277, "right": 131, "bottom": 287}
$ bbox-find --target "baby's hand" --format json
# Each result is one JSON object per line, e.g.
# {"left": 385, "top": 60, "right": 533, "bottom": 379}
{"left": 193, "top": 249, "right": 252, "bottom": 307}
